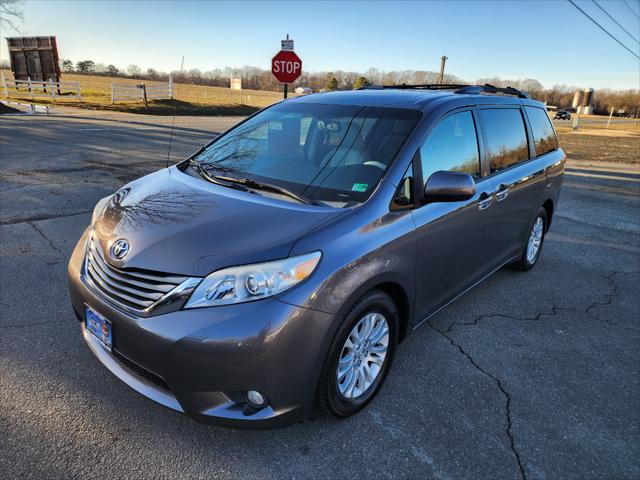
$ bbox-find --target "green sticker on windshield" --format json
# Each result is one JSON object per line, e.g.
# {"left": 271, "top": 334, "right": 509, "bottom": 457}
{"left": 352, "top": 183, "right": 368, "bottom": 192}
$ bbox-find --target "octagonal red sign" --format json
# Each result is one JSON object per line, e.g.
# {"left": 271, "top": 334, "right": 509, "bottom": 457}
{"left": 272, "top": 50, "right": 302, "bottom": 84}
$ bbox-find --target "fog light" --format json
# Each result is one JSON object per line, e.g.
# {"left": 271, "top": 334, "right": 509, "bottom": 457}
{"left": 246, "top": 390, "right": 265, "bottom": 407}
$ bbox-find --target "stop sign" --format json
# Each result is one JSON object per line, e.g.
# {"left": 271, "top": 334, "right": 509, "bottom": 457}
{"left": 272, "top": 50, "right": 302, "bottom": 84}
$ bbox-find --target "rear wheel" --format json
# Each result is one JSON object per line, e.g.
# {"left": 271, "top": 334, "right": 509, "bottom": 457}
{"left": 513, "top": 207, "right": 547, "bottom": 271}
{"left": 317, "top": 290, "right": 398, "bottom": 417}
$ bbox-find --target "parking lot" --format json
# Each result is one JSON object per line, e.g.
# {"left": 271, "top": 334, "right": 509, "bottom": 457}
{"left": 1, "top": 109, "right": 639, "bottom": 479}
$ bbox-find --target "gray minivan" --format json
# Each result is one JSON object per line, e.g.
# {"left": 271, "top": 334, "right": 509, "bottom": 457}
{"left": 68, "top": 84, "right": 565, "bottom": 428}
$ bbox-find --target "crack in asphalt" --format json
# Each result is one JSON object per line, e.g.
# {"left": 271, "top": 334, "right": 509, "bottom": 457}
{"left": 427, "top": 320, "right": 527, "bottom": 480}
{"left": 430, "top": 269, "right": 639, "bottom": 480}
{"left": 443, "top": 306, "right": 561, "bottom": 334}
{"left": 0, "top": 210, "right": 92, "bottom": 226}
{"left": 28, "top": 221, "right": 65, "bottom": 258}
{"left": 444, "top": 271, "right": 639, "bottom": 334}
{"left": 585, "top": 271, "right": 618, "bottom": 314}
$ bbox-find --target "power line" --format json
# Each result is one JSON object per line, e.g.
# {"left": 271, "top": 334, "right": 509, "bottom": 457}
{"left": 623, "top": 0, "right": 640, "bottom": 20}
{"left": 593, "top": 0, "right": 639, "bottom": 45}
{"left": 568, "top": 0, "right": 640, "bottom": 59}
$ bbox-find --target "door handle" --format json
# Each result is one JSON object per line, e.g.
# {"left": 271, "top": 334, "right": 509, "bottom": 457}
{"left": 495, "top": 184, "right": 509, "bottom": 202}
{"left": 478, "top": 193, "right": 493, "bottom": 210}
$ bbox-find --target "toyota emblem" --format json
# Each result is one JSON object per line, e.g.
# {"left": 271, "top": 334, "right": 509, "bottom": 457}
{"left": 110, "top": 239, "right": 130, "bottom": 260}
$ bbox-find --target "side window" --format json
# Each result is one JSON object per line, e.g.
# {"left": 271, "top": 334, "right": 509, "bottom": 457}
{"left": 420, "top": 111, "right": 481, "bottom": 183}
{"left": 525, "top": 106, "right": 558, "bottom": 156}
{"left": 391, "top": 165, "right": 414, "bottom": 210}
{"left": 479, "top": 108, "right": 529, "bottom": 173}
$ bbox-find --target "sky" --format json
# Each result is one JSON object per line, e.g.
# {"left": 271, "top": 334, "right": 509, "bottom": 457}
{"left": 2, "top": 0, "right": 639, "bottom": 90}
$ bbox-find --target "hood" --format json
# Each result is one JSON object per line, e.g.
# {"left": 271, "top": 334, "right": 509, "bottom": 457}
{"left": 94, "top": 167, "right": 343, "bottom": 277}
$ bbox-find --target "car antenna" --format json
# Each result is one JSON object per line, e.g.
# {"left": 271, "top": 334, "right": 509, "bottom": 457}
{"left": 166, "top": 55, "right": 185, "bottom": 169}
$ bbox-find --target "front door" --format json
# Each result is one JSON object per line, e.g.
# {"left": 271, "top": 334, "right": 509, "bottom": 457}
{"left": 412, "top": 109, "right": 502, "bottom": 322}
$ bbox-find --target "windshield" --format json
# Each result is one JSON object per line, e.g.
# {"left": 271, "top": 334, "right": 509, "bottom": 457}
{"left": 192, "top": 102, "right": 421, "bottom": 206}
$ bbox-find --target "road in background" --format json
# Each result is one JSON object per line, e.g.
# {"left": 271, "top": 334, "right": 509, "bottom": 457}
{"left": 1, "top": 110, "right": 639, "bottom": 479}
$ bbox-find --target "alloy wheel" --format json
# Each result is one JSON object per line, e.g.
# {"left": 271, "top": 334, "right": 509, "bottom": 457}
{"left": 336, "top": 312, "right": 389, "bottom": 399}
{"left": 526, "top": 216, "right": 544, "bottom": 264}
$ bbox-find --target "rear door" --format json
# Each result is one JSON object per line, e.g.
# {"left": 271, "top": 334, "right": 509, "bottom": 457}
{"left": 412, "top": 109, "right": 502, "bottom": 321}
{"left": 476, "top": 106, "right": 546, "bottom": 263}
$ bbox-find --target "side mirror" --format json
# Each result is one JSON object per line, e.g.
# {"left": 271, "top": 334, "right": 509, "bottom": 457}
{"left": 423, "top": 171, "right": 476, "bottom": 203}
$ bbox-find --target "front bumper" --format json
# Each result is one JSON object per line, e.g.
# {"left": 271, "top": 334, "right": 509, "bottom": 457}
{"left": 68, "top": 230, "right": 336, "bottom": 429}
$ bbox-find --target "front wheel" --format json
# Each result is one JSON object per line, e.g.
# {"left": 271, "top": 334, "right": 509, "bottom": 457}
{"left": 317, "top": 290, "right": 398, "bottom": 417}
{"left": 513, "top": 208, "right": 547, "bottom": 271}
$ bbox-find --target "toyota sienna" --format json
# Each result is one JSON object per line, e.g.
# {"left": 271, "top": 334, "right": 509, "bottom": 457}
{"left": 68, "top": 84, "right": 565, "bottom": 428}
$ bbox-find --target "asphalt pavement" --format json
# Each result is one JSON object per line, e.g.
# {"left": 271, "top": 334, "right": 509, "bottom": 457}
{"left": 1, "top": 109, "right": 638, "bottom": 480}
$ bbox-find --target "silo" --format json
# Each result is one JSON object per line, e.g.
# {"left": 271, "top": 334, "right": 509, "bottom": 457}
{"left": 582, "top": 88, "right": 594, "bottom": 115}
{"left": 572, "top": 90, "right": 584, "bottom": 109}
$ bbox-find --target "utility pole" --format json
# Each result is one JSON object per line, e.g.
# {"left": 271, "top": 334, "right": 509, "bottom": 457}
{"left": 438, "top": 56, "right": 448, "bottom": 84}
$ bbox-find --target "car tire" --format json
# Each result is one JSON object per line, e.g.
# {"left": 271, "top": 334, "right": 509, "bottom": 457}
{"left": 316, "top": 289, "right": 399, "bottom": 418}
{"left": 513, "top": 207, "right": 547, "bottom": 271}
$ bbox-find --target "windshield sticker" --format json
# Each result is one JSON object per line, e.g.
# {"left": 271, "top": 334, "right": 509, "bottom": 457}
{"left": 352, "top": 183, "right": 368, "bottom": 192}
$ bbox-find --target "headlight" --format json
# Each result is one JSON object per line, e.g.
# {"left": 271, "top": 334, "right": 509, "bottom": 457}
{"left": 91, "top": 196, "right": 112, "bottom": 225}
{"left": 184, "top": 251, "right": 322, "bottom": 308}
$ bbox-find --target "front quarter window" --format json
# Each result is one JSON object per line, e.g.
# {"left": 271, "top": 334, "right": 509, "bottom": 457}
{"left": 391, "top": 165, "right": 414, "bottom": 210}
{"left": 193, "top": 103, "right": 421, "bottom": 207}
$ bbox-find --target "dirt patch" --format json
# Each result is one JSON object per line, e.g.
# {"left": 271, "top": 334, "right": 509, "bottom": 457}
{"left": 558, "top": 132, "right": 640, "bottom": 164}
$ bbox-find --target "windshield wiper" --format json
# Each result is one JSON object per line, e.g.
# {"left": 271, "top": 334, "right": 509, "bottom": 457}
{"left": 213, "top": 175, "right": 320, "bottom": 205}
{"left": 187, "top": 159, "right": 250, "bottom": 192}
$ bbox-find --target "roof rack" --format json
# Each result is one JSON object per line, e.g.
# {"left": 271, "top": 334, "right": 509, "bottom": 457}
{"left": 455, "top": 84, "right": 531, "bottom": 99}
{"left": 361, "top": 84, "right": 467, "bottom": 90}
{"left": 361, "top": 83, "right": 530, "bottom": 99}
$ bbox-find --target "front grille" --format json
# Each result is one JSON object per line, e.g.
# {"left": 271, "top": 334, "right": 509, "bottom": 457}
{"left": 85, "top": 236, "right": 188, "bottom": 312}
{"left": 111, "top": 349, "right": 171, "bottom": 391}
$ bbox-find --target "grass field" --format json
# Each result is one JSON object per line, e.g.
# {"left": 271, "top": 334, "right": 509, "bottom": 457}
{"left": 554, "top": 116, "right": 639, "bottom": 164}
{"left": 557, "top": 132, "right": 640, "bottom": 165}
{"left": 0, "top": 71, "right": 288, "bottom": 115}
{"left": 555, "top": 117, "right": 640, "bottom": 135}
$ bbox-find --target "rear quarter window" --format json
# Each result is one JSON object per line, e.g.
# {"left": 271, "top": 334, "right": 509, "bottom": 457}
{"left": 525, "top": 106, "right": 558, "bottom": 156}
{"left": 479, "top": 108, "right": 529, "bottom": 173}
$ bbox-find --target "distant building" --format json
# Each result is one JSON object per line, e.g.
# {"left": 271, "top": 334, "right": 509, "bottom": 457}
{"left": 572, "top": 88, "right": 594, "bottom": 115}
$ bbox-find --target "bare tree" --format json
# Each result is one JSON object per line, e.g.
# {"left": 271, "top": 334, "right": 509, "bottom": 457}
{"left": 0, "top": 0, "right": 23, "bottom": 33}
{"left": 127, "top": 64, "right": 141, "bottom": 77}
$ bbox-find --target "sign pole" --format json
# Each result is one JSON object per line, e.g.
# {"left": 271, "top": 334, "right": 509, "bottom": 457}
{"left": 272, "top": 35, "right": 301, "bottom": 101}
